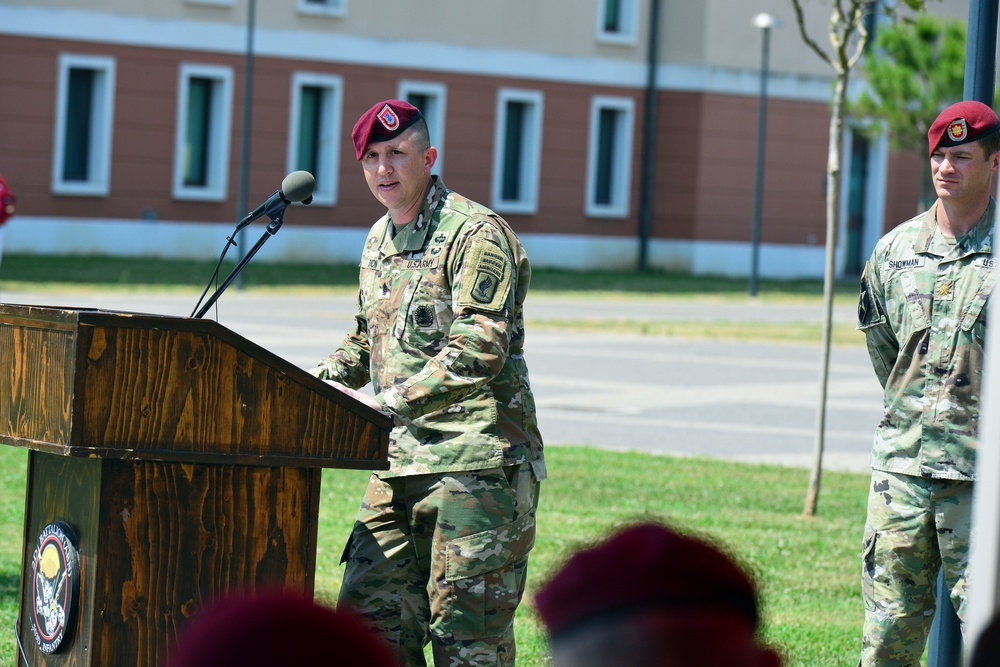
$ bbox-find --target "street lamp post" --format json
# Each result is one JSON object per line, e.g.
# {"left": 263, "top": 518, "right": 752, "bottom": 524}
{"left": 749, "top": 12, "right": 781, "bottom": 297}
{"left": 235, "top": 0, "right": 256, "bottom": 290}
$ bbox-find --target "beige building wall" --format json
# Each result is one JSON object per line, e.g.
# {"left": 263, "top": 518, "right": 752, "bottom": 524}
{"left": 6, "top": 0, "right": 970, "bottom": 76}
{"left": 0, "top": 0, "right": 982, "bottom": 276}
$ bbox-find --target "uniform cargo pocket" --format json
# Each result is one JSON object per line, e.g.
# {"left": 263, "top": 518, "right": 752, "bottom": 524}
{"left": 862, "top": 522, "right": 877, "bottom": 612}
{"left": 442, "top": 512, "right": 536, "bottom": 639}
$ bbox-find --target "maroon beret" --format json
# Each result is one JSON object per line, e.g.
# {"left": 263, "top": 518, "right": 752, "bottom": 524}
{"left": 168, "top": 591, "right": 393, "bottom": 667}
{"left": 534, "top": 523, "right": 759, "bottom": 638}
{"left": 352, "top": 99, "right": 423, "bottom": 160}
{"left": 928, "top": 100, "right": 1000, "bottom": 156}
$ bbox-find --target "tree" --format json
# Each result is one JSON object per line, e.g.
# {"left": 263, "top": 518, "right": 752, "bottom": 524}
{"left": 789, "top": 0, "right": 930, "bottom": 518}
{"left": 848, "top": 15, "right": 970, "bottom": 210}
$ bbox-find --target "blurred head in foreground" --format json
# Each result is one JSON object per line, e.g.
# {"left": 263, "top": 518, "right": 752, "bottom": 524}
{"left": 534, "top": 522, "right": 782, "bottom": 667}
{"left": 169, "top": 590, "right": 393, "bottom": 667}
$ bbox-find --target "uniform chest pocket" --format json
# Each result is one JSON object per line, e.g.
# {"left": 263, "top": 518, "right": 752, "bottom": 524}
{"left": 394, "top": 271, "right": 454, "bottom": 352}
{"left": 896, "top": 269, "right": 932, "bottom": 331}
{"left": 959, "top": 269, "right": 994, "bottom": 340}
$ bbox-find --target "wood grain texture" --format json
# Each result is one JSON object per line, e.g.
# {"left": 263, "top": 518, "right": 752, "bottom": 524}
{"left": 18, "top": 452, "right": 101, "bottom": 667}
{"left": 18, "top": 453, "right": 321, "bottom": 666}
{"left": 1, "top": 307, "right": 77, "bottom": 450}
{"left": 2, "top": 304, "right": 390, "bottom": 666}
{"left": 0, "top": 304, "right": 390, "bottom": 469}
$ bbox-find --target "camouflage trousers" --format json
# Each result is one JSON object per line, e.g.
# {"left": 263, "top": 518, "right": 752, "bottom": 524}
{"left": 337, "top": 463, "right": 541, "bottom": 667}
{"left": 860, "top": 470, "right": 973, "bottom": 667}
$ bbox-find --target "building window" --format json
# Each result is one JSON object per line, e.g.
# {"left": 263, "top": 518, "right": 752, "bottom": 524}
{"left": 173, "top": 64, "right": 233, "bottom": 201}
{"left": 492, "top": 89, "right": 543, "bottom": 215}
{"left": 298, "top": 0, "right": 346, "bottom": 17}
{"left": 52, "top": 54, "right": 116, "bottom": 196}
{"left": 586, "top": 96, "right": 635, "bottom": 218}
{"left": 288, "top": 72, "right": 343, "bottom": 206}
{"left": 399, "top": 81, "right": 447, "bottom": 175}
{"left": 597, "top": 0, "right": 638, "bottom": 44}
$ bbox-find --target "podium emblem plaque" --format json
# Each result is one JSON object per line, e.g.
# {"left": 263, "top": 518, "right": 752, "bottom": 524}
{"left": 29, "top": 522, "right": 80, "bottom": 654}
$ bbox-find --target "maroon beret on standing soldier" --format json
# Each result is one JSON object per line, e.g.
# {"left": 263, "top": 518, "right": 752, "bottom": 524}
{"left": 351, "top": 99, "right": 423, "bottom": 160}
{"left": 927, "top": 100, "right": 1000, "bottom": 156}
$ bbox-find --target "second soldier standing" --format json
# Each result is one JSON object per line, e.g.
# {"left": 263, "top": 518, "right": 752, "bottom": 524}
{"left": 857, "top": 100, "right": 999, "bottom": 666}
{"left": 310, "top": 99, "right": 546, "bottom": 666}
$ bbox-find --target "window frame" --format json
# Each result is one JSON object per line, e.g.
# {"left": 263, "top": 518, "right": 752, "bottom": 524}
{"left": 287, "top": 71, "right": 344, "bottom": 207}
{"left": 297, "top": 0, "right": 346, "bottom": 18}
{"left": 596, "top": 0, "right": 639, "bottom": 45}
{"left": 172, "top": 63, "right": 234, "bottom": 202}
{"left": 52, "top": 53, "right": 117, "bottom": 197}
{"left": 585, "top": 95, "right": 636, "bottom": 219}
{"left": 491, "top": 88, "right": 544, "bottom": 216}
{"left": 398, "top": 80, "right": 448, "bottom": 176}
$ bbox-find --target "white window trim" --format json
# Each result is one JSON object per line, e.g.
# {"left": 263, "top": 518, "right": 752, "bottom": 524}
{"left": 185, "top": 0, "right": 235, "bottom": 6}
{"left": 596, "top": 0, "right": 639, "bottom": 45}
{"left": 398, "top": 80, "right": 447, "bottom": 176}
{"left": 173, "top": 63, "right": 234, "bottom": 202}
{"left": 585, "top": 96, "right": 635, "bottom": 219}
{"left": 287, "top": 72, "right": 343, "bottom": 207}
{"left": 491, "top": 88, "right": 544, "bottom": 216}
{"left": 52, "top": 53, "right": 116, "bottom": 197}
{"left": 297, "top": 0, "right": 346, "bottom": 18}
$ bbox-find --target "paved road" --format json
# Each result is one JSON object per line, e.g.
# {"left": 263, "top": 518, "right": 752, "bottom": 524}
{"left": 0, "top": 287, "right": 880, "bottom": 473}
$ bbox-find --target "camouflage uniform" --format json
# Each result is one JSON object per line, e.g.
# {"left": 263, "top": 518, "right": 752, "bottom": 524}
{"left": 312, "top": 176, "right": 545, "bottom": 666}
{"left": 857, "top": 200, "right": 995, "bottom": 666}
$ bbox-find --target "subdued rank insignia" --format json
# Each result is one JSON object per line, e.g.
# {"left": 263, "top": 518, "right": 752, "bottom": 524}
{"left": 458, "top": 238, "right": 511, "bottom": 311}
{"left": 29, "top": 522, "right": 80, "bottom": 654}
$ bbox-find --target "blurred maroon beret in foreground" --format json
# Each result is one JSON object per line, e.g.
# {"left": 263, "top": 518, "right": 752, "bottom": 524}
{"left": 534, "top": 522, "right": 759, "bottom": 639}
{"left": 928, "top": 100, "right": 1000, "bottom": 156}
{"left": 352, "top": 99, "right": 423, "bottom": 160}
{"left": 168, "top": 591, "right": 393, "bottom": 667}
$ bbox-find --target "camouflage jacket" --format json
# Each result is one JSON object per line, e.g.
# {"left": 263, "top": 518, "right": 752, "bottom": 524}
{"left": 312, "top": 176, "right": 545, "bottom": 477}
{"left": 857, "top": 199, "right": 995, "bottom": 481}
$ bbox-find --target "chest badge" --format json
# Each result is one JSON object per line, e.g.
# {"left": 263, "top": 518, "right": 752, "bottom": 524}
{"left": 413, "top": 304, "right": 436, "bottom": 328}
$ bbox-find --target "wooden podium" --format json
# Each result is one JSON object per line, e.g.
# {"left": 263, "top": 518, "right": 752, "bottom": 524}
{"left": 0, "top": 303, "right": 391, "bottom": 666}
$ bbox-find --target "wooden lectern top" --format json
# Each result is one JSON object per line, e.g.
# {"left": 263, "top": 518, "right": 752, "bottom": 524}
{"left": 0, "top": 303, "right": 390, "bottom": 470}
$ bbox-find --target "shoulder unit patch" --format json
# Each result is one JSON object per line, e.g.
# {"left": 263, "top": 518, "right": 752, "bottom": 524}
{"left": 457, "top": 238, "right": 511, "bottom": 312}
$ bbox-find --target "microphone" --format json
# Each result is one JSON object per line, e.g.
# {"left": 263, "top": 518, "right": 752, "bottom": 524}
{"left": 236, "top": 170, "right": 315, "bottom": 230}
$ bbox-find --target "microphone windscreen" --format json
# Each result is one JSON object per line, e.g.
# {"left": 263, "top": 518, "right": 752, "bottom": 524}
{"left": 281, "top": 171, "right": 316, "bottom": 203}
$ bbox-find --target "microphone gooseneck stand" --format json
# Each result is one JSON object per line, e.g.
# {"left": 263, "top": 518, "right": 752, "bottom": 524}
{"left": 191, "top": 202, "right": 289, "bottom": 319}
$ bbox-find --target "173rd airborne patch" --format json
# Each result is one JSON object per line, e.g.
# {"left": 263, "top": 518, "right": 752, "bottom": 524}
{"left": 457, "top": 237, "right": 511, "bottom": 312}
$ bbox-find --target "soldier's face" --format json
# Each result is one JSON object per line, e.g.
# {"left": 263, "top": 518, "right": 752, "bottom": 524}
{"left": 361, "top": 129, "right": 437, "bottom": 225}
{"left": 931, "top": 142, "right": 999, "bottom": 205}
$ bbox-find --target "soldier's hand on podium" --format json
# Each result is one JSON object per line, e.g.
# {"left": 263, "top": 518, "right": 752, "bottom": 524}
{"left": 323, "top": 379, "right": 388, "bottom": 415}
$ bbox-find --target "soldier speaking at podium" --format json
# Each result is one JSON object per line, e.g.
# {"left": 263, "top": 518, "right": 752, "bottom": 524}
{"left": 309, "top": 99, "right": 546, "bottom": 666}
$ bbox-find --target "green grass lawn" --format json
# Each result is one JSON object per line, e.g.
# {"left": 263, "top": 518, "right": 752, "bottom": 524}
{"left": 0, "top": 252, "right": 858, "bottom": 301}
{"left": 0, "top": 254, "right": 872, "bottom": 665}
{"left": 0, "top": 446, "right": 869, "bottom": 667}
{"left": 0, "top": 253, "right": 865, "bottom": 347}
